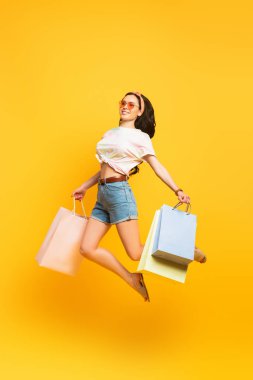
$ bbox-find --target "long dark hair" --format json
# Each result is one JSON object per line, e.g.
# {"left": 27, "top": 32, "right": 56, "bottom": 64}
{"left": 119, "top": 92, "right": 156, "bottom": 177}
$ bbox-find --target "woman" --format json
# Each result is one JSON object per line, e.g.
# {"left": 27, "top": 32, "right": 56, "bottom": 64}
{"left": 71, "top": 91, "right": 207, "bottom": 302}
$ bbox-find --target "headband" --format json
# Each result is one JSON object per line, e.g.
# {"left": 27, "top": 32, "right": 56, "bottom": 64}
{"left": 133, "top": 91, "right": 145, "bottom": 116}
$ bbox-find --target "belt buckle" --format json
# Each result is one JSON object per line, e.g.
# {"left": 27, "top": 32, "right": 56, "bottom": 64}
{"left": 98, "top": 178, "right": 105, "bottom": 185}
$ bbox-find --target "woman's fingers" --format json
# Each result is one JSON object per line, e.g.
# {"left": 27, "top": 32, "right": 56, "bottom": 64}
{"left": 178, "top": 193, "right": 191, "bottom": 204}
{"left": 71, "top": 192, "right": 83, "bottom": 200}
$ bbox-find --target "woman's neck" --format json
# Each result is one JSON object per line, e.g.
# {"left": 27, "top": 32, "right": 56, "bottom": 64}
{"left": 119, "top": 121, "right": 136, "bottom": 129}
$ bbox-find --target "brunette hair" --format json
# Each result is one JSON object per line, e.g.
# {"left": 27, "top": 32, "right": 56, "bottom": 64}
{"left": 119, "top": 92, "right": 156, "bottom": 177}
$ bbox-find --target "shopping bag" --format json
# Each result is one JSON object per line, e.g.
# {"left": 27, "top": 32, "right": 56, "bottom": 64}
{"left": 35, "top": 198, "right": 88, "bottom": 276}
{"left": 151, "top": 202, "right": 196, "bottom": 265}
{"left": 137, "top": 209, "right": 189, "bottom": 283}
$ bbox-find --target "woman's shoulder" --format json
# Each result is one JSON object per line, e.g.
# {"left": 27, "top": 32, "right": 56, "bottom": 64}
{"left": 133, "top": 129, "right": 152, "bottom": 141}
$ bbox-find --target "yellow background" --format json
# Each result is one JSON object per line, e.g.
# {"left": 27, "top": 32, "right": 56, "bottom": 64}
{"left": 1, "top": 0, "right": 252, "bottom": 378}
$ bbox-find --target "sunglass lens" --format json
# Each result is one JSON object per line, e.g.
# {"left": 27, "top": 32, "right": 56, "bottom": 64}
{"left": 119, "top": 100, "right": 126, "bottom": 108}
{"left": 128, "top": 102, "right": 135, "bottom": 110}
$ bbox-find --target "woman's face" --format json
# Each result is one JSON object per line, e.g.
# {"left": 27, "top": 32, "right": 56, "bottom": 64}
{"left": 119, "top": 95, "right": 141, "bottom": 121}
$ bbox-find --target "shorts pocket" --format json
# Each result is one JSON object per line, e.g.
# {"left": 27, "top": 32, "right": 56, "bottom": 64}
{"left": 105, "top": 182, "right": 125, "bottom": 191}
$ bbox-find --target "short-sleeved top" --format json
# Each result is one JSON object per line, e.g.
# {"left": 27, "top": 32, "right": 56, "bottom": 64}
{"left": 95, "top": 126, "right": 156, "bottom": 177}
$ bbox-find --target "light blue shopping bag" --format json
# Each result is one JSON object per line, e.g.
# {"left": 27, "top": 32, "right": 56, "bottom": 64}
{"left": 151, "top": 202, "right": 197, "bottom": 265}
{"left": 137, "top": 209, "right": 189, "bottom": 283}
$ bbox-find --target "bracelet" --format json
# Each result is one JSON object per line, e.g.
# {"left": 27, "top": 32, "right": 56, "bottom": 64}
{"left": 175, "top": 188, "right": 183, "bottom": 196}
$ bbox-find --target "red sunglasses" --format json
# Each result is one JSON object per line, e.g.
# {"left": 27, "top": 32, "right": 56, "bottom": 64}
{"left": 119, "top": 100, "right": 140, "bottom": 111}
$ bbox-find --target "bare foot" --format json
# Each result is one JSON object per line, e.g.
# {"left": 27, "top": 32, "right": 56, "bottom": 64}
{"left": 194, "top": 246, "right": 207, "bottom": 263}
{"left": 129, "top": 273, "right": 150, "bottom": 302}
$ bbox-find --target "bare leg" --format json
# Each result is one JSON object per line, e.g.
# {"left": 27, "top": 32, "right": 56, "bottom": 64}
{"left": 80, "top": 217, "right": 149, "bottom": 301}
{"left": 116, "top": 219, "right": 150, "bottom": 301}
{"left": 80, "top": 217, "right": 133, "bottom": 285}
{"left": 115, "top": 219, "right": 144, "bottom": 261}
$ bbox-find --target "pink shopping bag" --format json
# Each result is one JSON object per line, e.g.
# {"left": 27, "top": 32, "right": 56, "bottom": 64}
{"left": 35, "top": 198, "right": 88, "bottom": 276}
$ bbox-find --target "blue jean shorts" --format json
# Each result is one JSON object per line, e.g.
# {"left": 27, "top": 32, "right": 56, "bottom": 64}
{"left": 90, "top": 180, "right": 138, "bottom": 224}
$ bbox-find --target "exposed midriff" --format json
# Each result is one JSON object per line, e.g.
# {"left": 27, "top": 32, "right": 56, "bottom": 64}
{"left": 99, "top": 161, "right": 126, "bottom": 179}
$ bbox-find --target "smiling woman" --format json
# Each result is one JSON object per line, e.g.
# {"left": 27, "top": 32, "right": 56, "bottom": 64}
{"left": 71, "top": 91, "right": 206, "bottom": 303}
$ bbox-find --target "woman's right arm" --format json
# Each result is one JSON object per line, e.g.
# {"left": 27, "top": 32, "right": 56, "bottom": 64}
{"left": 71, "top": 170, "right": 101, "bottom": 199}
{"left": 81, "top": 170, "right": 101, "bottom": 190}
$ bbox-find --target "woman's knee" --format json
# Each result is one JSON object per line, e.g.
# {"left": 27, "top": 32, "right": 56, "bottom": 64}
{"left": 129, "top": 243, "right": 144, "bottom": 261}
{"left": 79, "top": 245, "right": 96, "bottom": 258}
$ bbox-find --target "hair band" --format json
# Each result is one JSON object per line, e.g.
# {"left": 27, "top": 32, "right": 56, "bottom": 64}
{"left": 133, "top": 91, "right": 145, "bottom": 116}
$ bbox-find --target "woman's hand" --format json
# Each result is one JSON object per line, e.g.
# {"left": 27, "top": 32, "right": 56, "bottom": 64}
{"left": 71, "top": 185, "right": 87, "bottom": 201}
{"left": 177, "top": 190, "right": 190, "bottom": 204}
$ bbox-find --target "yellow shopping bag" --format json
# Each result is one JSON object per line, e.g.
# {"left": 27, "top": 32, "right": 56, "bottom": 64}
{"left": 136, "top": 208, "right": 190, "bottom": 283}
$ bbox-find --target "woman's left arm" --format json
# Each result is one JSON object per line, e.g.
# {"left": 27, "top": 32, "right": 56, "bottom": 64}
{"left": 143, "top": 155, "right": 191, "bottom": 204}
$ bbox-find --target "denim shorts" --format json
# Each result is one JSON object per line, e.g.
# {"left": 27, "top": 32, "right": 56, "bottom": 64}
{"left": 90, "top": 180, "right": 138, "bottom": 224}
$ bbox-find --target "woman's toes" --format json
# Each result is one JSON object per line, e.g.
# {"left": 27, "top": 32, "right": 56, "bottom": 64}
{"left": 200, "top": 255, "right": 207, "bottom": 263}
{"left": 130, "top": 273, "right": 148, "bottom": 300}
{"left": 194, "top": 247, "right": 207, "bottom": 263}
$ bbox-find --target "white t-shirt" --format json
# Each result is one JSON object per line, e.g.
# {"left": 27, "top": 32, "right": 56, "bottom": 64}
{"left": 95, "top": 126, "right": 156, "bottom": 177}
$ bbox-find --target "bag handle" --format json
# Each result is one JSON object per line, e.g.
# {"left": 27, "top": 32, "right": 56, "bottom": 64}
{"left": 71, "top": 197, "right": 87, "bottom": 218}
{"left": 172, "top": 201, "right": 191, "bottom": 215}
